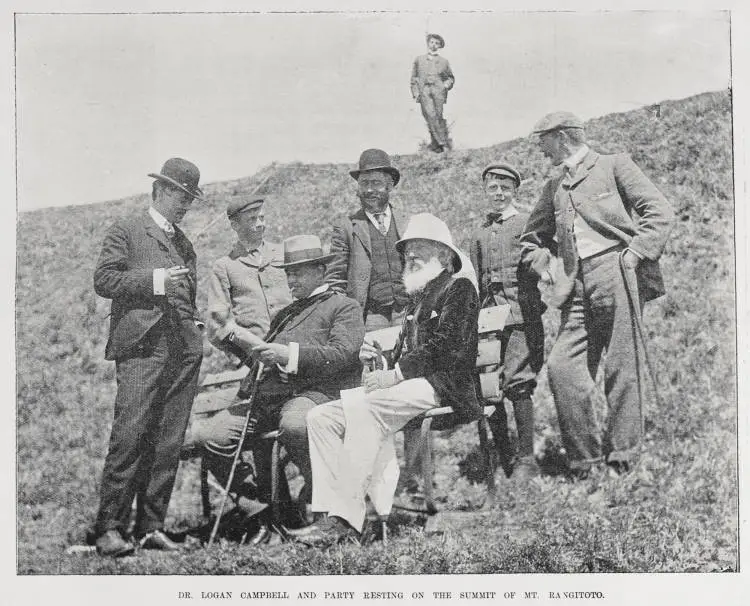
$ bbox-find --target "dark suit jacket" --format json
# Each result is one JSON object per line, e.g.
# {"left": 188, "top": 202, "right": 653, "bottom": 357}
{"left": 392, "top": 270, "right": 482, "bottom": 422}
{"left": 325, "top": 206, "right": 408, "bottom": 312}
{"left": 94, "top": 212, "right": 198, "bottom": 360}
{"left": 521, "top": 150, "right": 674, "bottom": 305}
{"left": 261, "top": 290, "right": 365, "bottom": 405}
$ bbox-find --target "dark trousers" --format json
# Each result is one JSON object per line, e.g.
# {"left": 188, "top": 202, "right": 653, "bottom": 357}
{"left": 419, "top": 85, "right": 449, "bottom": 147}
{"left": 95, "top": 320, "right": 203, "bottom": 536}
{"left": 547, "top": 249, "right": 643, "bottom": 470}
{"left": 488, "top": 321, "right": 544, "bottom": 462}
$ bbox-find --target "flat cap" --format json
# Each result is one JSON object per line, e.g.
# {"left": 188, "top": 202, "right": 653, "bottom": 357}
{"left": 531, "top": 111, "right": 584, "bottom": 135}
{"left": 227, "top": 196, "right": 264, "bottom": 219}
{"left": 481, "top": 163, "right": 522, "bottom": 187}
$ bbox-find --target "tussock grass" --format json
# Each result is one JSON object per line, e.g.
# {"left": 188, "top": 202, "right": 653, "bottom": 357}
{"left": 16, "top": 90, "right": 736, "bottom": 574}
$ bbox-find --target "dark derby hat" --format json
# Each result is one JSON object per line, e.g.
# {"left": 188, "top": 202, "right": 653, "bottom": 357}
{"left": 349, "top": 148, "right": 401, "bottom": 187}
{"left": 426, "top": 33, "right": 445, "bottom": 48}
{"left": 148, "top": 157, "right": 204, "bottom": 200}
{"left": 481, "top": 163, "right": 522, "bottom": 187}
{"left": 227, "top": 196, "right": 264, "bottom": 219}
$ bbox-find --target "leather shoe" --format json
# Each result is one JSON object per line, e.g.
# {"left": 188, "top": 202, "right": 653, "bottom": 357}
{"left": 139, "top": 529, "right": 181, "bottom": 551}
{"left": 247, "top": 522, "right": 272, "bottom": 546}
{"left": 96, "top": 530, "right": 135, "bottom": 558}
{"left": 286, "top": 515, "right": 359, "bottom": 548}
{"left": 511, "top": 455, "right": 541, "bottom": 483}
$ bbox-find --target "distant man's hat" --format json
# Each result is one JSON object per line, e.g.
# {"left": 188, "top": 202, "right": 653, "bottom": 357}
{"left": 278, "top": 235, "right": 336, "bottom": 268}
{"left": 395, "top": 213, "right": 462, "bottom": 272}
{"left": 148, "top": 157, "right": 204, "bottom": 200}
{"left": 426, "top": 33, "right": 445, "bottom": 49}
{"left": 227, "top": 196, "right": 264, "bottom": 219}
{"left": 531, "top": 111, "right": 584, "bottom": 135}
{"left": 349, "top": 148, "right": 401, "bottom": 187}
{"left": 481, "top": 163, "right": 522, "bottom": 187}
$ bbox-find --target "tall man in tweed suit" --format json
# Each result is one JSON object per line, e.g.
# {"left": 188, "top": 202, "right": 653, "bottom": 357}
{"left": 411, "top": 33, "right": 455, "bottom": 153}
{"left": 93, "top": 158, "right": 205, "bottom": 556}
{"left": 522, "top": 112, "right": 674, "bottom": 478}
{"left": 469, "top": 163, "right": 545, "bottom": 482}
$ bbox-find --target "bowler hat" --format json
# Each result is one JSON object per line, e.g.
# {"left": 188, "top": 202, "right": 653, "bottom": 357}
{"left": 395, "top": 213, "right": 462, "bottom": 272}
{"left": 349, "top": 149, "right": 401, "bottom": 187}
{"left": 426, "top": 33, "right": 445, "bottom": 49}
{"left": 227, "top": 196, "right": 264, "bottom": 219}
{"left": 482, "top": 163, "right": 522, "bottom": 187}
{"left": 531, "top": 111, "right": 584, "bottom": 135}
{"left": 148, "top": 157, "right": 204, "bottom": 200}
{"left": 278, "top": 235, "right": 336, "bottom": 268}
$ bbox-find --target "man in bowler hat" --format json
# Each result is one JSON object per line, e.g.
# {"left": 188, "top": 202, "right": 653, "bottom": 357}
{"left": 468, "top": 163, "right": 546, "bottom": 482}
{"left": 93, "top": 158, "right": 205, "bottom": 556}
{"left": 410, "top": 33, "right": 455, "bottom": 153}
{"left": 522, "top": 112, "right": 674, "bottom": 478}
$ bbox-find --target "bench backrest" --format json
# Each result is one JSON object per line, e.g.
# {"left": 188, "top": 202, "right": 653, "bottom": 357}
{"left": 199, "top": 305, "right": 510, "bottom": 400}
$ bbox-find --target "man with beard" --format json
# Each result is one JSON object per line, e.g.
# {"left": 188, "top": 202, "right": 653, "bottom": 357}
{"left": 522, "top": 111, "right": 674, "bottom": 478}
{"left": 288, "top": 214, "right": 481, "bottom": 547}
{"left": 93, "top": 158, "right": 205, "bottom": 556}
{"left": 190, "top": 235, "right": 364, "bottom": 543}
{"left": 469, "top": 163, "right": 546, "bottom": 482}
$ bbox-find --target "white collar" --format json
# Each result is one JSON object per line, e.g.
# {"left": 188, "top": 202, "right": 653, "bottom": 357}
{"left": 364, "top": 206, "right": 391, "bottom": 221}
{"left": 563, "top": 145, "right": 590, "bottom": 172}
{"left": 498, "top": 205, "right": 519, "bottom": 221}
{"left": 308, "top": 283, "right": 330, "bottom": 298}
{"left": 148, "top": 206, "right": 174, "bottom": 233}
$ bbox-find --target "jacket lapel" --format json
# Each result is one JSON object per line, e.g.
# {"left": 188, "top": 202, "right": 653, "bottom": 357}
{"left": 351, "top": 209, "right": 372, "bottom": 257}
{"left": 144, "top": 215, "right": 172, "bottom": 253}
{"left": 391, "top": 205, "right": 407, "bottom": 239}
{"left": 565, "top": 150, "right": 600, "bottom": 189}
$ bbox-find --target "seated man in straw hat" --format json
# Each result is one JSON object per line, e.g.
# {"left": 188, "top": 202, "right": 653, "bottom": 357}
{"left": 189, "top": 235, "right": 365, "bottom": 544}
{"left": 288, "top": 213, "right": 482, "bottom": 547}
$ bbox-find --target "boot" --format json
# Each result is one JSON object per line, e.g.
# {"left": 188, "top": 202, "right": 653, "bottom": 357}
{"left": 511, "top": 398, "right": 540, "bottom": 481}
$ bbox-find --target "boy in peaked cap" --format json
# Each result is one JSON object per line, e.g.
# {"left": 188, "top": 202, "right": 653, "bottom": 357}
{"left": 468, "top": 163, "right": 546, "bottom": 482}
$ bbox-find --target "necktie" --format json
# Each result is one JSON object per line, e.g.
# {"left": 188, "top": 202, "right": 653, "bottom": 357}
{"left": 374, "top": 213, "right": 388, "bottom": 236}
{"left": 485, "top": 212, "right": 504, "bottom": 225}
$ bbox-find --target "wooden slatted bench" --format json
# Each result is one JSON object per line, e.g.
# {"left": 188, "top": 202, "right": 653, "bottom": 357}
{"left": 181, "top": 304, "right": 509, "bottom": 523}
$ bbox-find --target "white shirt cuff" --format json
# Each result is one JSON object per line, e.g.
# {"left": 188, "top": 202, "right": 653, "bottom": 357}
{"left": 394, "top": 363, "right": 404, "bottom": 382}
{"left": 153, "top": 268, "right": 166, "bottom": 295}
{"left": 279, "top": 341, "right": 299, "bottom": 374}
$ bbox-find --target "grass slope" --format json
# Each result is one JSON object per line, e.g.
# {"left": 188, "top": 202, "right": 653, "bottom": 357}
{"left": 16, "top": 90, "right": 736, "bottom": 574}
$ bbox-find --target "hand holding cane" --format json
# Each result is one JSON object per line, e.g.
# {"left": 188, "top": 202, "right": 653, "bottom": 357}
{"left": 208, "top": 361, "right": 264, "bottom": 547}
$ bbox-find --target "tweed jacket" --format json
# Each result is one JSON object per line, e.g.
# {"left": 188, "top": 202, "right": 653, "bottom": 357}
{"left": 410, "top": 54, "right": 455, "bottom": 101}
{"left": 469, "top": 211, "right": 545, "bottom": 325}
{"left": 325, "top": 205, "right": 408, "bottom": 313}
{"left": 206, "top": 240, "right": 293, "bottom": 353}
{"left": 94, "top": 211, "right": 198, "bottom": 361}
{"left": 521, "top": 150, "right": 674, "bottom": 305}
{"left": 391, "top": 270, "right": 482, "bottom": 422}
{"left": 259, "top": 289, "right": 366, "bottom": 405}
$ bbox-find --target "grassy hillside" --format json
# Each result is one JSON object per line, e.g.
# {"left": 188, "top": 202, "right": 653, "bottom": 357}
{"left": 16, "top": 90, "right": 736, "bottom": 574}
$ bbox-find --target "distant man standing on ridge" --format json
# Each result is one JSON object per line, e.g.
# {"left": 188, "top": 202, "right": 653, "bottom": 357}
{"left": 521, "top": 112, "right": 674, "bottom": 478}
{"left": 469, "top": 163, "right": 546, "bottom": 482}
{"left": 411, "top": 33, "right": 455, "bottom": 153}
{"left": 93, "top": 158, "right": 205, "bottom": 557}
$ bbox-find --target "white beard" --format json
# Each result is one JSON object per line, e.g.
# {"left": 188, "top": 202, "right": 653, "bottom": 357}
{"left": 402, "top": 257, "right": 445, "bottom": 294}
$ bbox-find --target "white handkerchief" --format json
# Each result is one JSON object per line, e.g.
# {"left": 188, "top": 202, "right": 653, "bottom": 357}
{"left": 340, "top": 387, "right": 400, "bottom": 516}
{"left": 430, "top": 310, "right": 438, "bottom": 319}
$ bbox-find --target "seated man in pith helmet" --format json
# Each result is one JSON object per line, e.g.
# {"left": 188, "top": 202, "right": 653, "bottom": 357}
{"left": 287, "top": 214, "right": 481, "bottom": 548}
{"left": 190, "top": 234, "right": 365, "bottom": 544}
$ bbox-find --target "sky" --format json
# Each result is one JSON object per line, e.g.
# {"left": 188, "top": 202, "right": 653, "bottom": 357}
{"left": 15, "top": 10, "right": 731, "bottom": 211}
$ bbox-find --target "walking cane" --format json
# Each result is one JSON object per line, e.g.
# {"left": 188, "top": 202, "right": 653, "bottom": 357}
{"left": 619, "top": 253, "right": 663, "bottom": 441}
{"left": 208, "top": 362, "right": 265, "bottom": 547}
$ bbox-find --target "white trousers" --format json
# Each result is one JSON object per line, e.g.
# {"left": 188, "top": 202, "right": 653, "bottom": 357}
{"left": 307, "top": 378, "right": 439, "bottom": 532}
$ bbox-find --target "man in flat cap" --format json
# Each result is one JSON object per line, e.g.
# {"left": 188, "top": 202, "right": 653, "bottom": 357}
{"left": 289, "top": 214, "right": 481, "bottom": 547}
{"left": 410, "top": 33, "right": 455, "bottom": 153}
{"left": 93, "top": 158, "right": 205, "bottom": 556}
{"left": 521, "top": 112, "right": 674, "bottom": 478}
{"left": 190, "top": 235, "right": 365, "bottom": 544}
{"left": 468, "top": 163, "right": 546, "bottom": 482}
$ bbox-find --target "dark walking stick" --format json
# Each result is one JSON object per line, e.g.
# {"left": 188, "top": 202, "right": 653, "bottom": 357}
{"left": 208, "top": 362, "right": 265, "bottom": 547}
